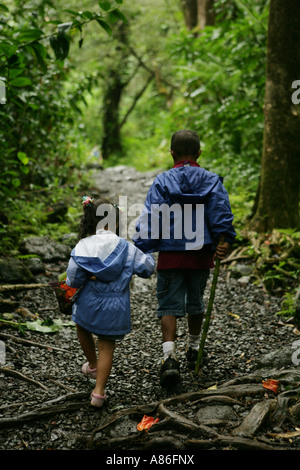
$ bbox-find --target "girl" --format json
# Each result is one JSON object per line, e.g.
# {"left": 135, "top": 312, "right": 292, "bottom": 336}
{"left": 66, "top": 196, "right": 155, "bottom": 407}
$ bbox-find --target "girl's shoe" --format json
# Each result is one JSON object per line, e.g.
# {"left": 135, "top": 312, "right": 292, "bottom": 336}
{"left": 82, "top": 362, "right": 97, "bottom": 379}
{"left": 90, "top": 391, "right": 107, "bottom": 408}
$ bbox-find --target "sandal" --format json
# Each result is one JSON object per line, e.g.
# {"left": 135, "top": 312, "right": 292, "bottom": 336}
{"left": 81, "top": 362, "right": 97, "bottom": 379}
{"left": 90, "top": 391, "right": 107, "bottom": 408}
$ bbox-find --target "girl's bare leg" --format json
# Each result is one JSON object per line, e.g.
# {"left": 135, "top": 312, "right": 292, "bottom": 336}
{"left": 93, "top": 339, "right": 115, "bottom": 396}
{"left": 76, "top": 324, "right": 97, "bottom": 369}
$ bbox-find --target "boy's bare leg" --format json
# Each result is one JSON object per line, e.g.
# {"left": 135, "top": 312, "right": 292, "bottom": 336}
{"left": 76, "top": 324, "right": 97, "bottom": 369}
{"left": 187, "top": 313, "right": 203, "bottom": 336}
{"left": 161, "top": 315, "right": 176, "bottom": 342}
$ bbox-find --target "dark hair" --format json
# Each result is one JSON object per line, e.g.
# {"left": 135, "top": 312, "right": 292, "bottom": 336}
{"left": 78, "top": 198, "right": 119, "bottom": 240}
{"left": 170, "top": 129, "right": 200, "bottom": 158}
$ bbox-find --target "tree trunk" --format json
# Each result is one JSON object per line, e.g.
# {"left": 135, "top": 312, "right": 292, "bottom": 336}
{"left": 250, "top": 0, "right": 300, "bottom": 232}
{"left": 101, "top": 69, "right": 125, "bottom": 159}
{"left": 197, "top": 0, "right": 215, "bottom": 29}
{"left": 101, "top": 23, "right": 128, "bottom": 159}
{"left": 181, "top": 0, "right": 198, "bottom": 30}
{"left": 181, "top": 0, "right": 215, "bottom": 31}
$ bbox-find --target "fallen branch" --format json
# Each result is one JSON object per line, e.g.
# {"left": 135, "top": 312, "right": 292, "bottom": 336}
{"left": 45, "top": 377, "right": 78, "bottom": 393}
{"left": 0, "top": 283, "right": 50, "bottom": 292}
{"left": 232, "top": 399, "right": 277, "bottom": 438}
{"left": 0, "top": 332, "right": 70, "bottom": 353}
{"left": 0, "top": 367, "right": 48, "bottom": 391}
{"left": 0, "top": 401, "right": 87, "bottom": 429}
{"left": 156, "top": 403, "right": 217, "bottom": 438}
{"left": 185, "top": 435, "right": 290, "bottom": 451}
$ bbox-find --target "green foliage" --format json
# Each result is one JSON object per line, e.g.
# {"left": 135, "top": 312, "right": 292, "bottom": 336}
{"left": 0, "top": 0, "right": 123, "bottom": 199}
{"left": 243, "top": 228, "right": 300, "bottom": 296}
{"left": 165, "top": 5, "right": 267, "bottom": 194}
{"left": 0, "top": 313, "right": 74, "bottom": 333}
{"left": 277, "top": 292, "right": 298, "bottom": 319}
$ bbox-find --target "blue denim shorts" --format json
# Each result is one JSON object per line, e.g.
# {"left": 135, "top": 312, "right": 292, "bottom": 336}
{"left": 156, "top": 269, "right": 210, "bottom": 318}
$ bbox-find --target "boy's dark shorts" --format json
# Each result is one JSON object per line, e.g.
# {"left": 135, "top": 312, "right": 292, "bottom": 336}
{"left": 156, "top": 269, "right": 210, "bottom": 318}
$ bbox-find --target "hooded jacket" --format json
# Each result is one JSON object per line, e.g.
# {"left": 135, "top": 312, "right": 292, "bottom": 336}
{"left": 66, "top": 230, "right": 155, "bottom": 336}
{"left": 132, "top": 165, "right": 236, "bottom": 253}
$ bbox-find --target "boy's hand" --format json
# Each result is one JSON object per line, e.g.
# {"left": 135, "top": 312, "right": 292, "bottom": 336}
{"left": 214, "top": 241, "right": 230, "bottom": 260}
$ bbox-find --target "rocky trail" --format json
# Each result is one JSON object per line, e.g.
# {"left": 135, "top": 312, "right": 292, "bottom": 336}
{"left": 0, "top": 165, "right": 300, "bottom": 453}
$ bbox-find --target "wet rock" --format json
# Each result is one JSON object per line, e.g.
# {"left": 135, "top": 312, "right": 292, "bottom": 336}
{"left": 232, "top": 400, "right": 277, "bottom": 438}
{"left": 196, "top": 405, "right": 237, "bottom": 425}
{"left": 230, "top": 264, "right": 253, "bottom": 279}
{"left": 61, "top": 233, "right": 78, "bottom": 247}
{"left": 0, "top": 257, "right": 34, "bottom": 283}
{"left": 20, "top": 236, "right": 70, "bottom": 261}
{"left": 24, "top": 257, "right": 45, "bottom": 274}
{"left": 258, "top": 346, "right": 296, "bottom": 369}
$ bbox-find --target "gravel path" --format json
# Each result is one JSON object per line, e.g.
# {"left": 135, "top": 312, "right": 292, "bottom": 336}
{"left": 0, "top": 165, "right": 298, "bottom": 451}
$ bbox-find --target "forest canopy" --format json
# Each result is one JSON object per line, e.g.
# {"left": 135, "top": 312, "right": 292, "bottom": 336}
{"left": 0, "top": 0, "right": 299, "bottom": 302}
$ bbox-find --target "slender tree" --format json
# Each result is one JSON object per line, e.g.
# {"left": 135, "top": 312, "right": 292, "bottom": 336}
{"left": 181, "top": 0, "right": 215, "bottom": 30}
{"left": 181, "top": 0, "right": 198, "bottom": 30}
{"left": 250, "top": 0, "right": 300, "bottom": 232}
{"left": 101, "top": 22, "right": 129, "bottom": 159}
{"left": 197, "top": 0, "right": 215, "bottom": 29}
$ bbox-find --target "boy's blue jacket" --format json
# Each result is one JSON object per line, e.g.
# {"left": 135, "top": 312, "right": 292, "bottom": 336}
{"left": 66, "top": 230, "right": 155, "bottom": 336}
{"left": 132, "top": 165, "right": 236, "bottom": 253}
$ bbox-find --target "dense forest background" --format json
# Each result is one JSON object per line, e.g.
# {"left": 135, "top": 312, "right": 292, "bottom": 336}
{"left": 0, "top": 0, "right": 299, "bottom": 314}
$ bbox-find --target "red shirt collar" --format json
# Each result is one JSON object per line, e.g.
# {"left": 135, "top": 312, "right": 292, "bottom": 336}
{"left": 173, "top": 159, "right": 200, "bottom": 168}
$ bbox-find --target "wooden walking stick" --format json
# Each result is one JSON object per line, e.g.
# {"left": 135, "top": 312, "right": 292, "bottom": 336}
{"left": 195, "top": 236, "right": 224, "bottom": 376}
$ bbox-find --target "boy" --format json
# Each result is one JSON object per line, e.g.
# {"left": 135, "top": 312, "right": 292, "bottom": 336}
{"left": 133, "top": 130, "right": 236, "bottom": 387}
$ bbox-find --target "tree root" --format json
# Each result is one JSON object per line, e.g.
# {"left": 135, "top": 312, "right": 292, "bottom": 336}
{"left": 0, "top": 366, "right": 48, "bottom": 391}
{"left": 0, "top": 331, "right": 70, "bottom": 353}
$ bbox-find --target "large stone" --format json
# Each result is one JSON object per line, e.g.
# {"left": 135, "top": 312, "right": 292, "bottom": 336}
{"left": 196, "top": 405, "right": 236, "bottom": 424}
{"left": 24, "top": 257, "right": 45, "bottom": 274}
{"left": 0, "top": 257, "right": 34, "bottom": 283}
{"left": 20, "top": 236, "right": 70, "bottom": 261}
{"left": 230, "top": 263, "right": 253, "bottom": 279}
{"left": 258, "top": 345, "right": 297, "bottom": 369}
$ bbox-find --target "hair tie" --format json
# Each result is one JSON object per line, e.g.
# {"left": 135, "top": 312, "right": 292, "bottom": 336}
{"left": 82, "top": 196, "right": 94, "bottom": 208}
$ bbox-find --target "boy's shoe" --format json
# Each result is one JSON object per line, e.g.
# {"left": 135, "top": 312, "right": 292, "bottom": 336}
{"left": 186, "top": 346, "right": 207, "bottom": 369}
{"left": 185, "top": 346, "right": 198, "bottom": 369}
{"left": 160, "top": 354, "right": 180, "bottom": 387}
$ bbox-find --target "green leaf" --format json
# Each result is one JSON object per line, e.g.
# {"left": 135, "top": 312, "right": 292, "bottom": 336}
{"left": 17, "top": 28, "right": 44, "bottom": 42}
{"left": 50, "top": 33, "right": 70, "bottom": 60}
{"left": 10, "top": 77, "right": 32, "bottom": 87}
{"left": 17, "top": 151, "right": 29, "bottom": 165}
{"left": 98, "top": 1, "right": 111, "bottom": 11}
{"left": 25, "top": 318, "right": 74, "bottom": 333}
{"left": 108, "top": 9, "right": 127, "bottom": 24}
{"left": 96, "top": 19, "right": 112, "bottom": 35}
{"left": 31, "top": 42, "right": 47, "bottom": 70}
{"left": 80, "top": 11, "right": 94, "bottom": 20}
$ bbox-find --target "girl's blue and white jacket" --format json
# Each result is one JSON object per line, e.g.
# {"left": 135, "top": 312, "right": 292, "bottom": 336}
{"left": 66, "top": 230, "right": 155, "bottom": 336}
